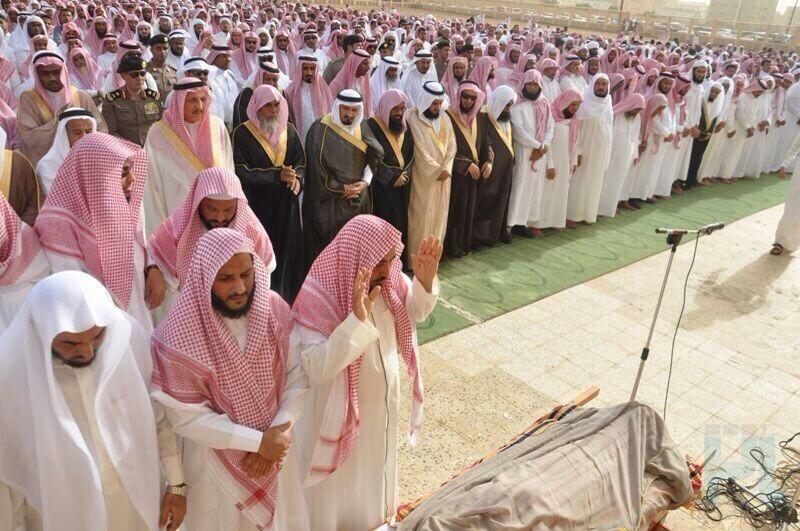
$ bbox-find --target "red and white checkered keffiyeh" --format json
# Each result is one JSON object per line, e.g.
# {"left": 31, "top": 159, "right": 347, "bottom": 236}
{"left": 0, "top": 193, "right": 41, "bottom": 287}
{"left": 149, "top": 167, "right": 273, "bottom": 285}
{"left": 162, "top": 77, "right": 215, "bottom": 168}
{"left": 284, "top": 57, "right": 333, "bottom": 135}
{"left": 292, "top": 214, "right": 423, "bottom": 486}
{"left": 231, "top": 31, "right": 259, "bottom": 81}
{"left": 152, "top": 228, "right": 290, "bottom": 528}
{"left": 34, "top": 132, "right": 147, "bottom": 310}
{"left": 376, "top": 89, "right": 408, "bottom": 132}
{"left": 246, "top": 85, "right": 289, "bottom": 146}
{"left": 32, "top": 52, "right": 75, "bottom": 113}
{"left": 329, "top": 50, "right": 373, "bottom": 118}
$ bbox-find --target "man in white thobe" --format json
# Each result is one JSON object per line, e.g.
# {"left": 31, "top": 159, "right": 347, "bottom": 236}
{"left": 567, "top": 73, "right": 614, "bottom": 224}
{"left": 152, "top": 228, "right": 309, "bottom": 530}
{"left": 0, "top": 271, "right": 186, "bottom": 531}
{"left": 35, "top": 132, "right": 166, "bottom": 335}
{"left": 597, "top": 93, "right": 646, "bottom": 217}
{"left": 675, "top": 60, "right": 707, "bottom": 187}
{"left": 0, "top": 192, "right": 50, "bottom": 332}
{"left": 205, "top": 45, "right": 241, "bottom": 128}
{"left": 401, "top": 50, "right": 437, "bottom": 110}
{"left": 508, "top": 70, "right": 554, "bottom": 237}
{"left": 292, "top": 215, "right": 441, "bottom": 531}
{"left": 296, "top": 29, "right": 328, "bottom": 72}
{"left": 147, "top": 167, "right": 275, "bottom": 319}
{"left": 177, "top": 58, "right": 228, "bottom": 126}
{"left": 772, "top": 135, "right": 800, "bottom": 255}
{"left": 559, "top": 55, "right": 588, "bottom": 95}
{"left": 143, "top": 77, "right": 234, "bottom": 235}
{"left": 35, "top": 107, "right": 96, "bottom": 195}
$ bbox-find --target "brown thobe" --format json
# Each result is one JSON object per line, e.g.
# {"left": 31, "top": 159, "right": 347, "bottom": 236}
{"left": 17, "top": 88, "right": 107, "bottom": 166}
{"left": 1, "top": 150, "right": 39, "bottom": 225}
{"left": 301, "top": 115, "right": 375, "bottom": 271}
{"left": 474, "top": 112, "right": 515, "bottom": 247}
{"left": 444, "top": 109, "right": 490, "bottom": 258}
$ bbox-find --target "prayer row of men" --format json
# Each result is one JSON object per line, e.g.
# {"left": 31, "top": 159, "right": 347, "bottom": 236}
{"left": 3, "top": 2, "right": 800, "bottom": 530}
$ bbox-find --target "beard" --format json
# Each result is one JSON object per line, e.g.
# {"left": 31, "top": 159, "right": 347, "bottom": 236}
{"left": 487, "top": 71, "right": 495, "bottom": 80}
{"left": 211, "top": 280, "right": 256, "bottom": 319}
{"left": 563, "top": 108, "right": 575, "bottom": 119}
{"left": 200, "top": 214, "right": 233, "bottom": 230}
{"left": 594, "top": 89, "right": 608, "bottom": 98}
{"left": 388, "top": 115, "right": 404, "bottom": 132}
{"left": 459, "top": 103, "right": 474, "bottom": 114}
{"left": 52, "top": 349, "right": 95, "bottom": 368}
{"left": 497, "top": 109, "right": 511, "bottom": 121}
{"left": 260, "top": 117, "right": 279, "bottom": 134}
{"left": 423, "top": 108, "right": 440, "bottom": 120}
{"left": 522, "top": 87, "right": 541, "bottom": 100}
{"left": 138, "top": 34, "right": 151, "bottom": 45}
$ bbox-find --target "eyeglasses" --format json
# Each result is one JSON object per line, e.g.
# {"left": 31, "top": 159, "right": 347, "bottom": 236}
{"left": 127, "top": 70, "right": 146, "bottom": 77}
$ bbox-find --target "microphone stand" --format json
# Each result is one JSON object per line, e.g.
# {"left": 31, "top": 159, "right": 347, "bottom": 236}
{"left": 629, "top": 230, "right": 684, "bottom": 401}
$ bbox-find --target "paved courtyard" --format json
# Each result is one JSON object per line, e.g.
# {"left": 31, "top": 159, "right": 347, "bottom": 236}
{"left": 397, "top": 203, "right": 800, "bottom": 529}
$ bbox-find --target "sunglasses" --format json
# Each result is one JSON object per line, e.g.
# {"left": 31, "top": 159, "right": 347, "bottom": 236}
{"left": 127, "top": 70, "right": 146, "bottom": 77}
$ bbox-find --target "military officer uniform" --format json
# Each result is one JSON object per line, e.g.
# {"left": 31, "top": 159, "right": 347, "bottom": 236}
{"left": 102, "top": 56, "right": 164, "bottom": 147}
{"left": 146, "top": 34, "right": 177, "bottom": 104}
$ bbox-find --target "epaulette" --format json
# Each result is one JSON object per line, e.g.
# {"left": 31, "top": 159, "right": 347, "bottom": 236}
{"left": 145, "top": 89, "right": 160, "bottom": 100}
{"left": 105, "top": 88, "right": 123, "bottom": 102}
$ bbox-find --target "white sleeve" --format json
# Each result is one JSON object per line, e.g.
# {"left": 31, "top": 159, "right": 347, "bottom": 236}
{"left": 542, "top": 112, "right": 555, "bottom": 145}
{"left": 510, "top": 106, "right": 541, "bottom": 149}
{"left": 362, "top": 164, "right": 374, "bottom": 185}
{"left": 153, "top": 401, "right": 185, "bottom": 485}
{"left": 405, "top": 274, "right": 439, "bottom": 323}
{"left": 295, "top": 313, "right": 379, "bottom": 385}
{"left": 269, "top": 338, "right": 309, "bottom": 428}
{"left": 787, "top": 96, "right": 800, "bottom": 118}
{"left": 44, "top": 250, "right": 88, "bottom": 274}
{"left": 152, "top": 391, "right": 264, "bottom": 453}
{"left": 651, "top": 113, "right": 672, "bottom": 137}
{"left": 782, "top": 133, "right": 800, "bottom": 168}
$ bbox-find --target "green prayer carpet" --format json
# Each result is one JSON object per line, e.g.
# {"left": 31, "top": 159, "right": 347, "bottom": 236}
{"left": 417, "top": 174, "right": 791, "bottom": 344}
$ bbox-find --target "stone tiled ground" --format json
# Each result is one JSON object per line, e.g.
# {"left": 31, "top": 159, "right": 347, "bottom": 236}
{"left": 397, "top": 204, "right": 800, "bottom": 529}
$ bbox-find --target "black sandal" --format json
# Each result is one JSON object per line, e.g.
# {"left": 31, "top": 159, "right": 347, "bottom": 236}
{"left": 771, "top": 243, "right": 784, "bottom": 256}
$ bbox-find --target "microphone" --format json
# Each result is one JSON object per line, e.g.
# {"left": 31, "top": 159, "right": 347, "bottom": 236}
{"left": 699, "top": 222, "right": 725, "bottom": 235}
{"left": 655, "top": 222, "right": 725, "bottom": 235}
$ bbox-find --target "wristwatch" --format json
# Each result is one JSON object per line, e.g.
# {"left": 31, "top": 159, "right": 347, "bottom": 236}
{"left": 166, "top": 483, "right": 188, "bottom": 497}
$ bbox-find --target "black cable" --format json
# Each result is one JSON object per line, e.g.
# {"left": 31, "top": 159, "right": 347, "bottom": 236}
{"left": 695, "top": 432, "right": 800, "bottom": 528}
{"left": 662, "top": 233, "right": 702, "bottom": 421}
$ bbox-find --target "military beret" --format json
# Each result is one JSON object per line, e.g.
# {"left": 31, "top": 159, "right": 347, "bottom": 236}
{"left": 150, "top": 34, "right": 169, "bottom": 45}
{"left": 117, "top": 55, "right": 148, "bottom": 74}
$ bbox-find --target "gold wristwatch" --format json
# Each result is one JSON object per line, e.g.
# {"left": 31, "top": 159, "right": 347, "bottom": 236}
{"left": 166, "top": 483, "right": 188, "bottom": 497}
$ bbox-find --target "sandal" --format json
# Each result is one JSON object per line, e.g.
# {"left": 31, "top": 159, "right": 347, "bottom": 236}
{"left": 771, "top": 243, "right": 784, "bottom": 256}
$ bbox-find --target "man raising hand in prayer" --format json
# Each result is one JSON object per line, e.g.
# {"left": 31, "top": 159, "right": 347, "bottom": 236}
{"left": 292, "top": 215, "right": 441, "bottom": 531}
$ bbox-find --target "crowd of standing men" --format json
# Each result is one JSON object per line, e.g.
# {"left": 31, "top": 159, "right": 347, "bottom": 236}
{"left": 1, "top": 1, "right": 800, "bottom": 530}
